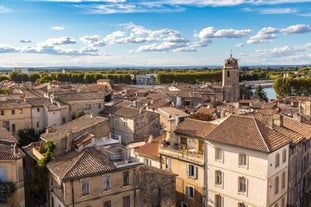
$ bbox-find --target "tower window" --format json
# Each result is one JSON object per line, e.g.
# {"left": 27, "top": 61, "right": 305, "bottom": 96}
{"left": 227, "top": 71, "right": 230, "bottom": 77}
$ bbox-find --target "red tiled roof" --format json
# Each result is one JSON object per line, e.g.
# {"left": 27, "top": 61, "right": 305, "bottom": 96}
{"left": 135, "top": 134, "right": 166, "bottom": 159}
{"left": 47, "top": 147, "right": 116, "bottom": 181}
{"left": 205, "top": 115, "right": 291, "bottom": 152}
{"left": 73, "top": 133, "right": 95, "bottom": 148}
{"left": 0, "top": 144, "right": 25, "bottom": 160}
{"left": 197, "top": 107, "right": 216, "bottom": 115}
{"left": 175, "top": 118, "right": 217, "bottom": 139}
{"left": 283, "top": 116, "right": 311, "bottom": 138}
{"left": 0, "top": 127, "right": 17, "bottom": 144}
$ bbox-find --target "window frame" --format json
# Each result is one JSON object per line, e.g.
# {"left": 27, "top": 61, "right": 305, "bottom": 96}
{"left": 123, "top": 195, "right": 130, "bottom": 207}
{"left": 185, "top": 185, "right": 195, "bottom": 199}
{"left": 81, "top": 179, "right": 90, "bottom": 196}
{"left": 123, "top": 171, "right": 130, "bottom": 186}
{"left": 238, "top": 176, "right": 247, "bottom": 194}
{"left": 215, "top": 170, "right": 223, "bottom": 186}
{"left": 103, "top": 200, "right": 111, "bottom": 207}
{"left": 215, "top": 148, "right": 223, "bottom": 162}
{"left": 103, "top": 174, "right": 110, "bottom": 191}
{"left": 275, "top": 153, "right": 280, "bottom": 168}
{"left": 238, "top": 153, "right": 248, "bottom": 168}
{"left": 186, "top": 164, "right": 198, "bottom": 179}
{"left": 275, "top": 176, "right": 279, "bottom": 194}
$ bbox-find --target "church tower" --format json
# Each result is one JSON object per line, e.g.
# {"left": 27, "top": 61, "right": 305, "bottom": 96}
{"left": 222, "top": 54, "right": 240, "bottom": 102}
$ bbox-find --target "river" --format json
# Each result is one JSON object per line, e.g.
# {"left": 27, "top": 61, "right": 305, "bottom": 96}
{"left": 252, "top": 87, "right": 276, "bottom": 100}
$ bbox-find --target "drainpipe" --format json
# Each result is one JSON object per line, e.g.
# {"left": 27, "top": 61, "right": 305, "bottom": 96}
{"left": 203, "top": 141, "right": 208, "bottom": 207}
{"left": 71, "top": 180, "right": 75, "bottom": 207}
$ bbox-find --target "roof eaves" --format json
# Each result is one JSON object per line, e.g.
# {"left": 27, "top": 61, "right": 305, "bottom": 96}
{"left": 253, "top": 118, "right": 270, "bottom": 152}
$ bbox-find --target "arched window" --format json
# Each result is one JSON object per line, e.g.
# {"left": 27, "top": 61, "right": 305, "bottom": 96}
{"left": 275, "top": 153, "right": 280, "bottom": 168}
{"left": 282, "top": 149, "right": 287, "bottom": 163}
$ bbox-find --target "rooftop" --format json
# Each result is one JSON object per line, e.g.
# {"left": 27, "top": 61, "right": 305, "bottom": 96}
{"left": 135, "top": 134, "right": 166, "bottom": 159}
{"left": 175, "top": 118, "right": 217, "bottom": 139}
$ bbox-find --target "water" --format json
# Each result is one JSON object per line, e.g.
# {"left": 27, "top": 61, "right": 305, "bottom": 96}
{"left": 252, "top": 87, "right": 276, "bottom": 100}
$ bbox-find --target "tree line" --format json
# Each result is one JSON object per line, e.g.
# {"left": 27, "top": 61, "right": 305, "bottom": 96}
{"left": 273, "top": 77, "right": 311, "bottom": 98}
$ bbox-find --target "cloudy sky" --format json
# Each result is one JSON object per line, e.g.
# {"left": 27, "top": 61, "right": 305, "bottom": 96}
{"left": 0, "top": 0, "right": 311, "bottom": 67}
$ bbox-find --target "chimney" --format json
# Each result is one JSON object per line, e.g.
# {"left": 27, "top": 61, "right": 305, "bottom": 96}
{"left": 90, "top": 113, "right": 94, "bottom": 118}
{"left": 293, "top": 113, "right": 302, "bottom": 123}
{"left": 147, "top": 135, "right": 153, "bottom": 143}
{"left": 66, "top": 129, "right": 74, "bottom": 152}
{"left": 273, "top": 114, "right": 283, "bottom": 127}
{"left": 175, "top": 114, "right": 179, "bottom": 126}
{"left": 13, "top": 143, "right": 18, "bottom": 155}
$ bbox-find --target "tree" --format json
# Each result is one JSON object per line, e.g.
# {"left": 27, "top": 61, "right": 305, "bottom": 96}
{"left": 17, "top": 128, "right": 42, "bottom": 147}
{"left": 254, "top": 85, "right": 268, "bottom": 102}
{"left": 72, "top": 111, "right": 85, "bottom": 120}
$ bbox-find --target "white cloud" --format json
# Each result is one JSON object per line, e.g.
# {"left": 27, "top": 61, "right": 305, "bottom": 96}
{"left": 80, "top": 35, "right": 106, "bottom": 46}
{"left": 0, "top": 6, "right": 10, "bottom": 13}
{"left": 280, "top": 24, "right": 311, "bottom": 34}
{"left": 247, "top": 26, "right": 279, "bottom": 44}
{"left": 20, "top": 40, "right": 32, "bottom": 43}
{"left": 38, "top": 37, "right": 76, "bottom": 47}
{"left": 235, "top": 43, "right": 244, "bottom": 47}
{"left": 51, "top": 26, "right": 65, "bottom": 30}
{"left": 0, "top": 45, "right": 19, "bottom": 53}
{"left": 258, "top": 8, "right": 297, "bottom": 14}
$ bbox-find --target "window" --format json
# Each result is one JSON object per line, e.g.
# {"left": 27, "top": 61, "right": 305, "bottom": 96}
{"left": 115, "top": 117, "right": 120, "bottom": 126}
{"left": 123, "top": 195, "right": 130, "bottom": 207}
{"left": 124, "top": 118, "right": 128, "bottom": 127}
{"left": 215, "top": 148, "right": 223, "bottom": 161}
{"left": 0, "top": 110, "right": 4, "bottom": 116}
{"left": 239, "top": 153, "right": 247, "bottom": 166}
{"left": 62, "top": 117, "right": 65, "bottom": 124}
{"left": 11, "top": 124, "right": 16, "bottom": 134}
{"left": 215, "top": 170, "right": 222, "bottom": 185}
{"left": 81, "top": 179, "right": 89, "bottom": 196}
{"left": 151, "top": 187, "right": 160, "bottom": 207}
{"left": 144, "top": 158, "right": 152, "bottom": 165}
{"left": 181, "top": 202, "right": 188, "bottom": 207}
{"left": 103, "top": 200, "right": 111, "bottom": 207}
{"left": 36, "top": 121, "right": 40, "bottom": 128}
{"left": 185, "top": 186, "right": 195, "bottom": 199}
{"left": 281, "top": 171, "right": 286, "bottom": 189}
{"left": 227, "top": 71, "right": 230, "bottom": 77}
{"left": 2, "top": 121, "right": 9, "bottom": 131}
{"left": 103, "top": 175, "right": 110, "bottom": 191}
{"left": 37, "top": 107, "right": 40, "bottom": 112}
{"left": 186, "top": 164, "right": 198, "bottom": 178}
{"left": 281, "top": 197, "right": 285, "bottom": 207}
{"left": 275, "top": 153, "right": 280, "bottom": 168}
{"left": 11, "top": 109, "right": 15, "bottom": 115}
{"left": 238, "top": 177, "right": 247, "bottom": 193}
{"left": 19, "top": 109, "right": 23, "bottom": 114}
{"left": 238, "top": 203, "right": 246, "bottom": 207}
{"left": 98, "top": 103, "right": 101, "bottom": 109}
{"left": 215, "top": 195, "right": 222, "bottom": 207}
{"left": 282, "top": 149, "right": 287, "bottom": 163}
{"left": 123, "top": 171, "right": 129, "bottom": 186}
{"left": 166, "top": 157, "right": 171, "bottom": 170}
{"left": 275, "top": 176, "right": 279, "bottom": 194}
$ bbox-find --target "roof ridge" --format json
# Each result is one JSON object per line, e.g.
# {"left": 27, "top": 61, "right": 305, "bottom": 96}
{"left": 253, "top": 118, "right": 270, "bottom": 152}
{"left": 62, "top": 151, "right": 85, "bottom": 179}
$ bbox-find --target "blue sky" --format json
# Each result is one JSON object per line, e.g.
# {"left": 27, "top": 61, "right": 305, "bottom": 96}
{"left": 0, "top": 0, "right": 311, "bottom": 67}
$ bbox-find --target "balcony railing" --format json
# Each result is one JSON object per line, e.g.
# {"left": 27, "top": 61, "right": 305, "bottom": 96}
{"left": 159, "top": 143, "right": 204, "bottom": 165}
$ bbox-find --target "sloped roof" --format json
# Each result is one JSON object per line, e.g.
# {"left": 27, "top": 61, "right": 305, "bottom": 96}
{"left": 205, "top": 115, "right": 291, "bottom": 153}
{"left": 283, "top": 116, "right": 311, "bottom": 138}
{"left": 41, "top": 115, "right": 108, "bottom": 142}
{"left": 158, "top": 107, "right": 188, "bottom": 118}
{"left": 55, "top": 91, "right": 105, "bottom": 102}
{"left": 0, "top": 127, "right": 18, "bottom": 144}
{"left": 25, "top": 97, "right": 51, "bottom": 107}
{"left": 0, "top": 99, "right": 31, "bottom": 109}
{"left": 0, "top": 144, "right": 25, "bottom": 160}
{"left": 197, "top": 107, "right": 217, "bottom": 115}
{"left": 47, "top": 147, "right": 116, "bottom": 181}
{"left": 175, "top": 118, "right": 217, "bottom": 139}
{"left": 135, "top": 134, "right": 166, "bottom": 159}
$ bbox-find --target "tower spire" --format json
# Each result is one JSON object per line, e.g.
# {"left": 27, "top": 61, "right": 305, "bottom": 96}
{"left": 230, "top": 49, "right": 232, "bottom": 58}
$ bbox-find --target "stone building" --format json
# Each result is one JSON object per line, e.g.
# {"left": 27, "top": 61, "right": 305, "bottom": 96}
{"left": 0, "top": 127, "right": 25, "bottom": 207}
{"left": 222, "top": 54, "right": 240, "bottom": 102}
{"left": 205, "top": 115, "right": 291, "bottom": 207}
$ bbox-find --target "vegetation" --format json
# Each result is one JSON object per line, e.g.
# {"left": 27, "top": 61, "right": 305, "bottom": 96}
{"left": 188, "top": 113, "right": 214, "bottom": 121}
{"left": 17, "top": 128, "right": 43, "bottom": 147}
{"left": 0, "top": 88, "right": 11, "bottom": 94}
{"left": 273, "top": 78, "right": 311, "bottom": 98}
{"left": 27, "top": 141, "right": 55, "bottom": 200}
{"left": 0, "top": 181, "right": 16, "bottom": 198}
{"left": 254, "top": 85, "right": 268, "bottom": 102}
{"left": 71, "top": 111, "right": 85, "bottom": 120}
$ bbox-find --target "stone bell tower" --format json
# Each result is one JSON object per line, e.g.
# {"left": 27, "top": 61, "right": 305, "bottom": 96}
{"left": 222, "top": 53, "right": 240, "bottom": 102}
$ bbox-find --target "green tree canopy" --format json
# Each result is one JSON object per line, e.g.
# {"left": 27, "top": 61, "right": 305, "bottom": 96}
{"left": 254, "top": 85, "right": 268, "bottom": 102}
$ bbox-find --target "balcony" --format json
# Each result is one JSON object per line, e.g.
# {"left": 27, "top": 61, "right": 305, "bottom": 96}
{"left": 159, "top": 142, "right": 204, "bottom": 165}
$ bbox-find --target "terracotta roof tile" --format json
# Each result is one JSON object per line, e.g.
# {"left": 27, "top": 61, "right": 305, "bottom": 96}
{"left": 0, "top": 127, "right": 18, "bottom": 143}
{"left": 73, "top": 133, "right": 95, "bottom": 148}
{"left": 197, "top": 107, "right": 216, "bottom": 115}
{"left": 175, "top": 118, "right": 217, "bottom": 139}
{"left": 47, "top": 147, "right": 116, "bottom": 181}
{"left": 135, "top": 134, "right": 166, "bottom": 159}
{"left": 283, "top": 116, "right": 311, "bottom": 138}
{"left": 0, "top": 144, "right": 25, "bottom": 160}
{"left": 25, "top": 97, "right": 51, "bottom": 107}
{"left": 205, "top": 115, "right": 291, "bottom": 152}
